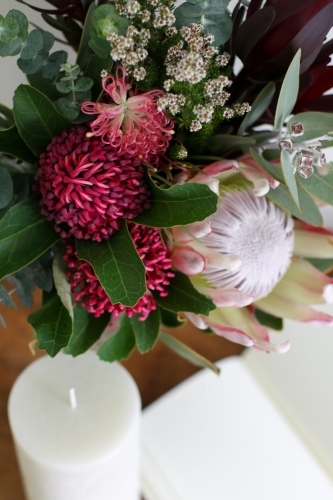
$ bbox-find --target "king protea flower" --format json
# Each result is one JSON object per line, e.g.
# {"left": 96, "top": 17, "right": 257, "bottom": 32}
{"left": 169, "top": 160, "right": 333, "bottom": 353}
{"left": 81, "top": 66, "right": 174, "bottom": 164}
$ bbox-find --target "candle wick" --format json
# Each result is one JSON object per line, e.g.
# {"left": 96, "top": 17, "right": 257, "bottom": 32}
{"left": 69, "top": 388, "right": 77, "bottom": 409}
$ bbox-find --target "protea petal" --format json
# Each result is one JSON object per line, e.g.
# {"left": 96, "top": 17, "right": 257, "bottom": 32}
{"left": 171, "top": 246, "right": 206, "bottom": 276}
{"left": 240, "top": 167, "right": 270, "bottom": 196}
{"left": 202, "top": 159, "right": 240, "bottom": 177}
{"left": 238, "top": 155, "right": 280, "bottom": 188}
{"left": 195, "top": 286, "right": 254, "bottom": 307}
{"left": 189, "top": 172, "right": 220, "bottom": 195}
{"left": 294, "top": 224, "right": 333, "bottom": 258}
{"left": 171, "top": 221, "right": 212, "bottom": 244}
{"left": 190, "top": 240, "right": 242, "bottom": 271}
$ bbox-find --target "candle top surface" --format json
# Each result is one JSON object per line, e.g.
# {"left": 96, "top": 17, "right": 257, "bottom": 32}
{"left": 8, "top": 351, "right": 141, "bottom": 467}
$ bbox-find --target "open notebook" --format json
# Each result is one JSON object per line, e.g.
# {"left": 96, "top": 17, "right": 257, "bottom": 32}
{"left": 141, "top": 304, "right": 333, "bottom": 500}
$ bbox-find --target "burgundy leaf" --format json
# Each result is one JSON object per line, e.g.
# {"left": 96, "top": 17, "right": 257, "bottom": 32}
{"left": 235, "top": 6, "right": 275, "bottom": 61}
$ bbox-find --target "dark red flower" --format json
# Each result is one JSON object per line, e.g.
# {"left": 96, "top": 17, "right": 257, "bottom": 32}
{"left": 235, "top": 0, "right": 333, "bottom": 81}
{"left": 37, "top": 125, "right": 151, "bottom": 242}
{"left": 64, "top": 223, "right": 175, "bottom": 320}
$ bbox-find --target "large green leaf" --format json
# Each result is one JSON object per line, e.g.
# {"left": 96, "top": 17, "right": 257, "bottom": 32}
{"left": 266, "top": 183, "right": 323, "bottom": 226}
{"left": 274, "top": 49, "right": 301, "bottom": 131}
{"left": 65, "top": 304, "right": 111, "bottom": 356}
{"left": 76, "top": 223, "right": 146, "bottom": 307}
{"left": 238, "top": 82, "right": 276, "bottom": 135}
{"left": 0, "top": 125, "right": 37, "bottom": 163}
{"left": 297, "top": 168, "right": 333, "bottom": 206}
{"left": 133, "top": 177, "right": 218, "bottom": 228}
{"left": 130, "top": 308, "right": 160, "bottom": 353}
{"left": 84, "top": 54, "right": 113, "bottom": 101}
{"left": 153, "top": 271, "right": 215, "bottom": 315}
{"left": 28, "top": 293, "right": 73, "bottom": 357}
{"left": 0, "top": 167, "right": 13, "bottom": 209}
{"left": 288, "top": 112, "right": 333, "bottom": 143}
{"left": 76, "top": 2, "right": 96, "bottom": 70}
{"left": 160, "top": 331, "right": 220, "bottom": 374}
{"left": 0, "top": 197, "right": 60, "bottom": 280}
{"left": 97, "top": 315, "right": 136, "bottom": 362}
{"left": 13, "top": 84, "right": 70, "bottom": 156}
{"left": 280, "top": 150, "right": 299, "bottom": 207}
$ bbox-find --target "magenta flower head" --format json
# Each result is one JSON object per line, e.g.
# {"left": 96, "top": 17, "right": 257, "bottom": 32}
{"left": 235, "top": 0, "right": 333, "bottom": 81}
{"left": 64, "top": 223, "right": 175, "bottom": 320}
{"left": 81, "top": 66, "right": 174, "bottom": 164}
{"left": 36, "top": 125, "right": 151, "bottom": 242}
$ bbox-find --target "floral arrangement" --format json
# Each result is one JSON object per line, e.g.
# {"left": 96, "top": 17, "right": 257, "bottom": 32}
{"left": 1, "top": 0, "right": 333, "bottom": 372}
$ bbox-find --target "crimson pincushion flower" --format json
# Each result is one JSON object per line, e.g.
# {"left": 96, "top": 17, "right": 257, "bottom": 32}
{"left": 64, "top": 223, "right": 175, "bottom": 320}
{"left": 81, "top": 67, "right": 174, "bottom": 165}
{"left": 36, "top": 124, "right": 151, "bottom": 242}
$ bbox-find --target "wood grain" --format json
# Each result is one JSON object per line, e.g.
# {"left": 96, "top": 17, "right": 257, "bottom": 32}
{"left": 0, "top": 291, "right": 243, "bottom": 500}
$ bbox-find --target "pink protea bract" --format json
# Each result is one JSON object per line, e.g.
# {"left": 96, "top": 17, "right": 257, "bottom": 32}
{"left": 36, "top": 125, "right": 151, "bottom": 242}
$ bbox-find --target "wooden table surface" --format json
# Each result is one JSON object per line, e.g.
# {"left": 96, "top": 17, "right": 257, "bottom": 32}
{"left": 0, "top": 292, "right": 243, "bottom": 500}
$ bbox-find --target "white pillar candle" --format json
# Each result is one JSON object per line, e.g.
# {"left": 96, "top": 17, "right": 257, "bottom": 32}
{"left": 8, "top": 351, "right": 141, "bottom": 500}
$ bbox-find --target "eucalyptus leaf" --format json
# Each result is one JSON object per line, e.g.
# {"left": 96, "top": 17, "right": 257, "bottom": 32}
{"left": 65, "top": 304, "right": 111, "bottom": 357}
{"left": 0, "top": 125, "right": 37, "bottom": 163}
{"left": 153, "top": 271, "right": 215, "bottom": 315}
{"left": 249, "top": 148, "right": 285, "bottom": 184}
{"left": 74, "top": 77, "right": 94, "bottom": 92}
{"left": 28, "top": 293, "right": 73, "bottom": 357}
{"left": 160, "top": 331, "right": 220, "bottom": 374}
{"left": 76, "top": 223, "right": 146, "bottom": 307}
{"left": 0, "top": 197, "right": 60, "bottom": 280}
{"left": 266, "top": 183, "right": 323, "bottom": 226}
{"left": 297, "top": 168, "right": 333, "bottom": 206}
{"left": 0, "top": 10, "right": 28, "bottom": 56}
{"left": 274, "top": 49, "right": 301, "bottom": 131}
{"left": 0, "top": 167, "right": 13, "bottom": 209}
{"left": 130, "top": 308, "right": 160, "bottom": 353}
{"left": 0, "top": 282, "right": 17, "bottom": 308}
{"left": 288, "top": 112, "right": 333, "bottom": 143}
{"left": 13, "top": 85, "right": 70, "bottom": 157}
{"left": 17, "top": 54, "right": 43, "bottom": 74}
{"left": 42, "top": 50, "right": 67, "bottom": 79}
{"left": 20, "top": 29, "right": 43, "bottom": 59}
{"left": 238, "top": 82, "right": 276, "bottom": 135}
{"left": 133, "top": 176, "right": 218, "bottom": 228}
{"left": 52, "top": 251, "right": 73, "bottom": 320}
{"left": 98, "top": 315, "right": 136, "bottom": 362}
{"left": 280, "top": 149, "right": 299, "bottom": 208}
{"left": 92, "top": 4, "right": 129, "bottom": 38}
{"left": 54, "top": 97, "right": 80, "bottom": 121}
{"left": 5, "top": 273, "right": 34, "bottom": 308}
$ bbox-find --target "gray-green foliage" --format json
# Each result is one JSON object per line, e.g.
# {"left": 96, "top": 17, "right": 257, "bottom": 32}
{"left": 55, "top": 63, "right": 94, "bottom": 121}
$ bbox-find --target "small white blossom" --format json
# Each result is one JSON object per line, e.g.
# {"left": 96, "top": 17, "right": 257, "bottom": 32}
{"left": 223, "top": 108, "right": 234, "bottom": 119}
{"left": 133, "top": 66, "right": 146, "bottom": 80}
{"left": 127, "top": 0, "right": 141, "bottom": 15}
{"left": 216, "top": 52, "right": 231, "bottom": 67}
{"left": 190, "top": 120, "right": 202, "bottom": 132}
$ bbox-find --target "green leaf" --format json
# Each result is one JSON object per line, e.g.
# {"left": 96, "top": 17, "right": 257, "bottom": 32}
{"left": 297, "top": 168, "right": 333, "bottom": 206}
{"left": 74, "top": 77, "right": 94, "bottom": 92}
{"left": 91, "top": 4, "right": 129, "bottom": 38}
{"left": 28, "top": 293, "right": 73, "bottom": 357}
{"left": 27, "top": 71, "right": 61, "bottom": 102}
{"left": 306, "top": 258, "right": 333, "bottom": 273}
{"left": 84, "top": 54, "right": 113, "bottom": 100}
{"left": 76, "top": 2, "right": 96, "bottom": 69}
{"left": 254, "top": 309, "right": 283, "bottom": 331}
{"left": 98, "top": 315, "right": 136, "bottom": 362}
{"left": 160, "top": 307, "right": 185, "bottom": 327}
{"left": 160, "top": 331, "right": 220, "bottom": 374}
{"left": 0, "top": 125, "right": 37, "bottom": 163}
{"left": 65, "top": 304, "right": 111, "bottom": 356}
{"left": 20, "top": 29, "right": 43, "bottom": 59}
{"left": 280, "top": 149, "right": 299, "bottom": 207}
{"left": 130, "top": 308, "right": 160, "bottom": 353}
{"left": 88, "top": 34, "right": 111, "bottom": 59}
{"left": 0, "top": 282, "right": 17, "bottom": 308}
{"left": 274, "top": 49, "right": 301, "bottom": 131}
{"left": 133, "top": 176, "right": 218, "bottom": 228}
{"left": 52, "top": 251, "right": 73, "bottom": 320}
{"left": 13, "top": 84, "right": 70, "bottom": 157}
{"left": 0, "top": 197, "right": 60, "bottom": 280}
{"left": 17, "top": 54, "right": 43, "bottom": 74}
{"left": 153, "top": 271, "right": 215, "bottom": 315}
{"left": 249, "top": 148, "right": 285, "bottom": 184}
{"left": 210, "top": 134, "right": 256, "bottom": 155}
{"left": 76, "top": 223, "right": 146, "bottom": 307}
{"left": 0, "top": 167, "right": 13, "bottom": 209}
{"left": 288, "top": 112, "right": 333, "bottom": 143}
{"left": 266, "top": 183, "right": 323, "bottom": 226}
{"left": 0, "top": 10, "right": 28, "bottom": 56}
{"left": 54, "top": 97, "right": 80, "bottom": 121}
{"left": 238, "top": 82, "right": 276, "bottom": 135}
{"left": 42, "top": 50, "right": 68, "bottom": 79}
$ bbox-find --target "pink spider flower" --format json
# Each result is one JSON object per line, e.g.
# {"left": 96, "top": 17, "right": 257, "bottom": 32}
{"left": 81, "top": 66, "right": 174, "bottom": 164}
{"left": 64, "top": 223, "right": 175, "bottom": 321}
{"left": 36, "top": 125, "right": 151, "bottom": 242}
{"left": 169, "top": 160, "right": 333, "bottom": 353}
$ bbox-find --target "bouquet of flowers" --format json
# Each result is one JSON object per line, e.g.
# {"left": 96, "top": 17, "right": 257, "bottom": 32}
{"left": 1, "top": 0, "right": 333, "bottom": 372}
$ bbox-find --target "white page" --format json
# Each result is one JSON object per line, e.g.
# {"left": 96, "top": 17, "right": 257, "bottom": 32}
{"left": 141, "top": 357, "right": 333, "bottom": 500}
{"left": 244, "top": 303, "right": 333, "bottom": 479}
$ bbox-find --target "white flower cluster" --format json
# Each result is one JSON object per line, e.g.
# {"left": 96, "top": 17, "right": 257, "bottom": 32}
{"left": 165, "top": 24, "right": 219, "bottom": 84}
{"left": 157, "top": 93, "right": 186, "bottom": 114}
{"left": 114, "top": 0, "right": 174, "bottom": 25}
{"left": 106, "top": 25, "right": 150, "bottom": 81}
